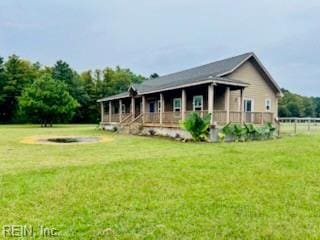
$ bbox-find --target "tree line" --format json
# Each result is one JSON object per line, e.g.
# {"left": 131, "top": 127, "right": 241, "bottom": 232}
{"left": 1, "top": 54, "right": 319, "bottom": 125}
{"left": 278, "top": 89, "right": 320, "bottom": 118}
{"left": 0, "top": 55, "right": 147, "bottom": 124}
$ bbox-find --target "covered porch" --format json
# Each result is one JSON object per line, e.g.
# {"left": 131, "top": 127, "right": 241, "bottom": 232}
{"left": 100, "top": 83, "right": 274, "bottom": 127}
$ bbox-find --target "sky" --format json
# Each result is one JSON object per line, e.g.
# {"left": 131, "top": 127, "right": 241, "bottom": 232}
{"left": 1, "top": 0, "right": 320, "bottom": 96}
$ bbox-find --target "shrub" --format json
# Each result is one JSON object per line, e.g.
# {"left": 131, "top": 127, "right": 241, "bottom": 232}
{"left": 220, "top": 122, "right": 276, "bottom": 142}
{"left": 222, "top": 123, "right": 247, "bottom": 142}
{"left": 180, "top": 112, "right": 211, "bottom": 141}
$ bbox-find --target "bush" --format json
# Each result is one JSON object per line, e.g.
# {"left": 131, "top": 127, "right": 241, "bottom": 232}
{"left": 180, "top": 112, "right": 211, "bottom": 141}
{"left": 221, "top": 122, "right": 276, "bottom": 142}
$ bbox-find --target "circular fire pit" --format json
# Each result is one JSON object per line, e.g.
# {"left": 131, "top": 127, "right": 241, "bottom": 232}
{"left": 21, "top": 135, "right": 112, "bottom": 145}
{"left": 44, "top": 137, "right": 99, "bottom": 144}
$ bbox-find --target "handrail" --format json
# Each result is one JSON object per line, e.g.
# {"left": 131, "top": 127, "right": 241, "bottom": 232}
{"left": 120, "top": 114, "right": 132, "bottom": 124}
{"left": 128, "top": 113, "right": 143, "bottom": 125}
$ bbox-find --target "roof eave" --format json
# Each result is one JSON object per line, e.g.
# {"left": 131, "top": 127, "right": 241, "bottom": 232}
{"left": 216, "top": 53, "right": 254, "bottom": 77}
{"left": 97, "top": 94, "right": 129, "bottom": 102}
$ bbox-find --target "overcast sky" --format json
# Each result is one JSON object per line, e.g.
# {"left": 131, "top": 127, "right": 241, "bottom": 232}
{"left": 1, "top": 0, "right": 319, "bottom": 96}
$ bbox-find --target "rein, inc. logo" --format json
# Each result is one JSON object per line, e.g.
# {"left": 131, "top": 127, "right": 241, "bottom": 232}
{"left": 2, "top": 225, "right": 58, "bottom": 238}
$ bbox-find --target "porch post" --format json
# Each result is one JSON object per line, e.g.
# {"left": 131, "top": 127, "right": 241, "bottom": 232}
{"left": 142, "top": 95, "right": 146, "bottom": 124}
{"left": 240, "top": 88, "right": 244, "bottom": 124}
{"left": 182, "top": 89, "right": 186, "bottom": 120}
{"left": 275, "top": 97, "right": 279, "bottom": 118}
{"left": 109, "top": 101, "right": 112, "bottom": 122}
{"left": 119, "top": 99, "right": 122, "bottom": 122}
{"left": 160, "top": 93, "right": 163, "bottom": 126}
{"left": 225, "top": 87, "right": 230, "bottom": 123}
{"left": 131, "top": 97, "right": 135, "bottom": 120}
{"left": 208, "top": 84, "right": 214, "bottom": 125}
{"left": 100, "top": 102, "right": 104, "bottom": 123}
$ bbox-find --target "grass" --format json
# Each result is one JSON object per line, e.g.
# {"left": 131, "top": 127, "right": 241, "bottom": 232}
{"left": 1, "top": 125, "right": 320, "bottom": 239}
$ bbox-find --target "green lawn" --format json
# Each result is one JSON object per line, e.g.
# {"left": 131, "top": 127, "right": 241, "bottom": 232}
{"left": 1, "top": 125, "right": 320, "bottom": 239}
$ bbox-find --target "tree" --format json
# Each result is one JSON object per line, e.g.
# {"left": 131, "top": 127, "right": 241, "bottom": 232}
{"left": 0, "top": 57, "right": 7, "bottom": 121}
{"left": 0, "top": 55, "right": 38, "bottom": 122}
{"left": 52, "top": 60, "right": 74, "bottom": 85}
{"left": 19, "top": 74, "right": 79, "bottom": 127}
{"left": 313, "top": 97, "right": 320, "bottom": 117}
{"left": 52, "top": 60, "right": 89, "bottom": 122}
{"left": 278, "top": 88, "right": 316, "bottom": 117}
{"left": 302, "top": 97, "right": 314, "bottom": 117}
{"left": 99, "top": 66, "right": 145, "bottom": 97}
{"left": 0, "top": 54, "right": 148, "bottom": 124}
{"left": 79, "top": 70, "right": 100, "bottom": 122}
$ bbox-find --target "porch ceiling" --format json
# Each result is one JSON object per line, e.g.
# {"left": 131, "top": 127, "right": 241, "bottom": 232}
{"left": 98, "top": 76, "right": 248, "bottom": 102}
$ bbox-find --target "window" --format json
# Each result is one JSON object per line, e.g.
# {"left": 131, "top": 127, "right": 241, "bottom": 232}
{"left": 121, "top": 104, "right": 126, "bottom": 114}
{"left": 243, "top": 99, "right": 253, "bottom": 112}
{"left": 243, "top": 98, "right": 254, "bottom": 112}
{"left": 193, "top": 95, "right": 203, "bottom": 111}
{"left": 173, "top": 98, "right": 181, "bottom": 112}
{"left": 265, "top": 99, "right": 271, "bottom": 112}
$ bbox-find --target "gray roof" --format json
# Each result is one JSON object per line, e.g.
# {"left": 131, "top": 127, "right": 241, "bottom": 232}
{"left": 99, "top": 92, "right": 130, "bottom": 101}
{"left": 98, "top": 52, "right": 281, "bottom": 102}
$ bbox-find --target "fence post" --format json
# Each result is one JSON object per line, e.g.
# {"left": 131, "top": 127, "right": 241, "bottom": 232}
{"left": 308, "top": 118, "right": 311, "bottom": 131}
{"left": 294, "top": 118, "right": 297, "bottom": 134}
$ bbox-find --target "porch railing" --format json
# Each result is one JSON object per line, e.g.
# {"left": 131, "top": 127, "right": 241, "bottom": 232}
{"left": 103, "top": 114, "right": 109, "bottom": 122}
{"left": 243, "top": 112, "right": 274, "bottom": 124}
{"left": 110, "top": 113, "right": 119, "bottom": 122}
{"left": 263, "top": 112, "right": 274, "bottom": 123}
{"left": 230, "top": 111, "right": 241, "bottom": 123}
{"left": 186, "top": 110, "right": 208, "bottom": 118}
{"left": 163, "top": 112, "right": 182, "bottom": 124}
{"left": 213, "top": 110, "right": 227, "bottom": 124}
{"left": 105, "top": 111, "right": 274, "bottom": 125}
{"left": 144, "top": 112, "right": 160, "bottom": 124}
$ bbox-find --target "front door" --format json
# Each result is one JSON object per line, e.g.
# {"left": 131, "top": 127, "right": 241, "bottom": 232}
{"left": 244, "top": 99, "right": 253, "bottom": 123}
{"left": 149, "top": 102, "right": 155, "bottom": 112}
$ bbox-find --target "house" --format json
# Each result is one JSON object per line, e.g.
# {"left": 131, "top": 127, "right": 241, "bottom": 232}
{"left": 98, "top": 52, "right": 282, "bottom": 137}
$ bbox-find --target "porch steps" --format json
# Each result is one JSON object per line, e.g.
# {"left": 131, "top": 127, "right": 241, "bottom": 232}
{"left": 118, "top": 125, "right": 130, "bottom": 134}
{"left": 116, "top": 113, "right": 143, "bottom": 135}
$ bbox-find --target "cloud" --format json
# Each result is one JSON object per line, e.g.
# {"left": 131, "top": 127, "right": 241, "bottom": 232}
{"left": 0, "top": 0, "right": 319, "bottom": 96}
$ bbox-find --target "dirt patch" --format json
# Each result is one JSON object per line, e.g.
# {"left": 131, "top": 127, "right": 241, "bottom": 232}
{"left": 21, "top": 135, "right": 113, "bottom": 145}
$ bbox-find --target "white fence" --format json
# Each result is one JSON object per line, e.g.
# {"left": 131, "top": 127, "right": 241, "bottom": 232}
{"left": 278, "top": 117, "right": 320, "bottom": 134}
